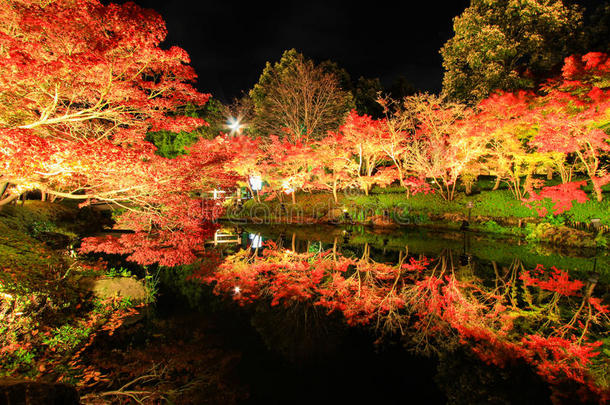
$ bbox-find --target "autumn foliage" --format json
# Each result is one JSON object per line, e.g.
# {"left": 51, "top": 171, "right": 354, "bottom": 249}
{"left": 0, "top": 0, "right": 245, "bottom": 264}
{"left": 199, "top": 243, "right": 610, "bottom": 401}
{"left": 223, "top": 52, "right": 609, "bottom": 212}
{"left": 217, "top": 53, "right": 610, "bottom": 212}
{"left": 1, "top": 0, "right": 208, "bottom": 196}
{"left": 4, "top": 2, "right": 610, "bottom": 403}
{"left": 3, "top": 3, "right": 608, "bottom": 262}
{"left": 0, "top": 2, "right": 607, "bottom": 269}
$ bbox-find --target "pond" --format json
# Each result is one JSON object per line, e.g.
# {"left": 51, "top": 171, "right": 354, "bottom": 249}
{"left": 88, "top": 224, "right": 609, "bottom": 404}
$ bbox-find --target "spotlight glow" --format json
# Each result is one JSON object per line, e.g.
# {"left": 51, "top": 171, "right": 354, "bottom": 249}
{"left": 224, "top": 114, "right": 248, "bottom": 136}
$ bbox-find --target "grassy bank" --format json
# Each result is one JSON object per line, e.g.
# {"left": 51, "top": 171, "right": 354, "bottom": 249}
{"left": 225, "top": 178, "right": 610, "bottom": 248}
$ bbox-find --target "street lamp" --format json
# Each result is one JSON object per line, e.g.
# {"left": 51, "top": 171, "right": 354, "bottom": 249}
{"left": 249, "top": 175, "right": 263, "bottom": 191}
{"left": 591, "top": 218, "right": 601, "bottom": 231}
{"left": 461, "top": 201, "right": 474, "bottom": 230}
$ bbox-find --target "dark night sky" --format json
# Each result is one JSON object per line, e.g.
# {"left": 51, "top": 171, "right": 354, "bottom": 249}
{"left": 126, "top": 1, "right": 471, "bottom": 102}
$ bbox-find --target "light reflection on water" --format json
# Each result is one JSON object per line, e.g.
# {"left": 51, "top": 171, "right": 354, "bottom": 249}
{"left": 120, "top": 222, "right": 610, "bottom": 404}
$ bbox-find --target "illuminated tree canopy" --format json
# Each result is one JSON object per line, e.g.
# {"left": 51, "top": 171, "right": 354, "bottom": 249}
{"left": 0, "top": 0, "right": 240, "bottom": 264}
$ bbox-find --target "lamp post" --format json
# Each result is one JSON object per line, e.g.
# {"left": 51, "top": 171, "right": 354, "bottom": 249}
{"left": 249, "top": 175, "right": 262, "bottom": 202}
{"left": 461, "top": 201, "right": 474, "bottom": 230}
{"left": 342, "top": 207, "right": 352, "bottom": 223}
{"left": 591, "top": 218, "right": 601, "bottom": 231}
{"left": 586, "top": 271, "right": 599, "bottom": 298}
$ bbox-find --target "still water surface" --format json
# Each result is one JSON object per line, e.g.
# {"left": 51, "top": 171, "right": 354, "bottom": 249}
{"left": 96, "top": 225, "right": 607, "bottom": 404}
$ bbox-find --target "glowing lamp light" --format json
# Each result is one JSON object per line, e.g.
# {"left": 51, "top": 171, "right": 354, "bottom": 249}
{"left": 249, "top": 233, "right": 263, "bottom": 249}
{"left": 233, "top": 286, "right": 241, "bottom": 295}
{"left": 225, "top": 115, "right": 248, "bottom": 137}
{"left": 229, "top": 118, "right": 241, "bottom": 131}
{"left": 0, "top": 292, "right": 13, "bottom": 300}
{"left": 249, "top": 175, "right": 263, "bottom": 191}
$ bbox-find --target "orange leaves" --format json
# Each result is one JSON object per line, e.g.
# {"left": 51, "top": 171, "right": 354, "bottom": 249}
{"left": 520, "top": 335, "right": 603, "bottom": 385}
{"left": 148, "top": 116, "right": 208, "bottom": 133}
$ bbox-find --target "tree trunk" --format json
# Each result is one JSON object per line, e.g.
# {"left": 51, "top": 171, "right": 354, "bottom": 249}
{"left": 448, "top": 180, "right": 458, "bottom": 202}
{"left": 291, "top": 191, "right": 296, "bottom": 205}
{"left": 593, "top": 179, "right": 603, "bottom": 202}
{"left": 492, "top": 176, "right": 501, "bottom": 191}
{"left": 247, "top": 183, "right": 259, "bottom": 203}
{"left": 0, "top": 193, "right": 18, "bottom": 207}
{"left": 546, "top": 168, "right": 553, "bottom": 180}
{"left": 332, "top": 237, "right": 337, "bottom": 261}
{"left": 0, "top": 182, "right": 8, "bottom": 199}
{"left": 332, "top": 180, "right": 338, "bottom": 204}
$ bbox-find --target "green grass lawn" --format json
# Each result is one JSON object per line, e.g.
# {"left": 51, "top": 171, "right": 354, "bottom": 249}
{"left": 230, "top": 179, "right": 610, "bottom": 225}
{"left": 225, "top": 176, "right": 610, "bottom": 250}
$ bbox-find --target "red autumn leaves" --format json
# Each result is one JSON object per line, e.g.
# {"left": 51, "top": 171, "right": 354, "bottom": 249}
{"left": 222, "top": 52, "right": 609, "bottom": 211}
{"left": 1, "top": 0, "right": 609, "bottom": 265}
{"left": 199, "top": 243, "right": 609, "bottom": 400}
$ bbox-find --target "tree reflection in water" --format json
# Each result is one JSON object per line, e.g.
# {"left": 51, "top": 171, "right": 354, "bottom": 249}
{"left": 192, "top": 239, "right": 610, "bottom": 402}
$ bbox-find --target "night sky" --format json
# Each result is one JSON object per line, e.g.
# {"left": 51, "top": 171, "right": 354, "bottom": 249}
{"left": 126, "top": 1, "right": 471, "bottom": 102}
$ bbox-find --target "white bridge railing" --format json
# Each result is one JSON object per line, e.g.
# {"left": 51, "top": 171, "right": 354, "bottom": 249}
{"left": 206, "top": 229, "right": 241, "bottom": 246}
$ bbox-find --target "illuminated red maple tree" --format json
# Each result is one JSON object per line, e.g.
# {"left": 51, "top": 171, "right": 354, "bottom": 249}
{"left": 0, "top": 0, "right": 236, "bottom": 264}
{"left": 337, "top": 111, "right": 389, "bottom": 195}
{"left": 0, "top": 0, "right": 208, "bottom": 199}
{"left": 529, "top": 53, "right": 610, "bottom": 202}
{"left": 262, "top": 136, "right": 316, "bottom": 204}
{"left": 223, "top": 136, "right": 266, "bottom": 201}
{"left": 311, "top": 131, "right": 360, "bottom": 203}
